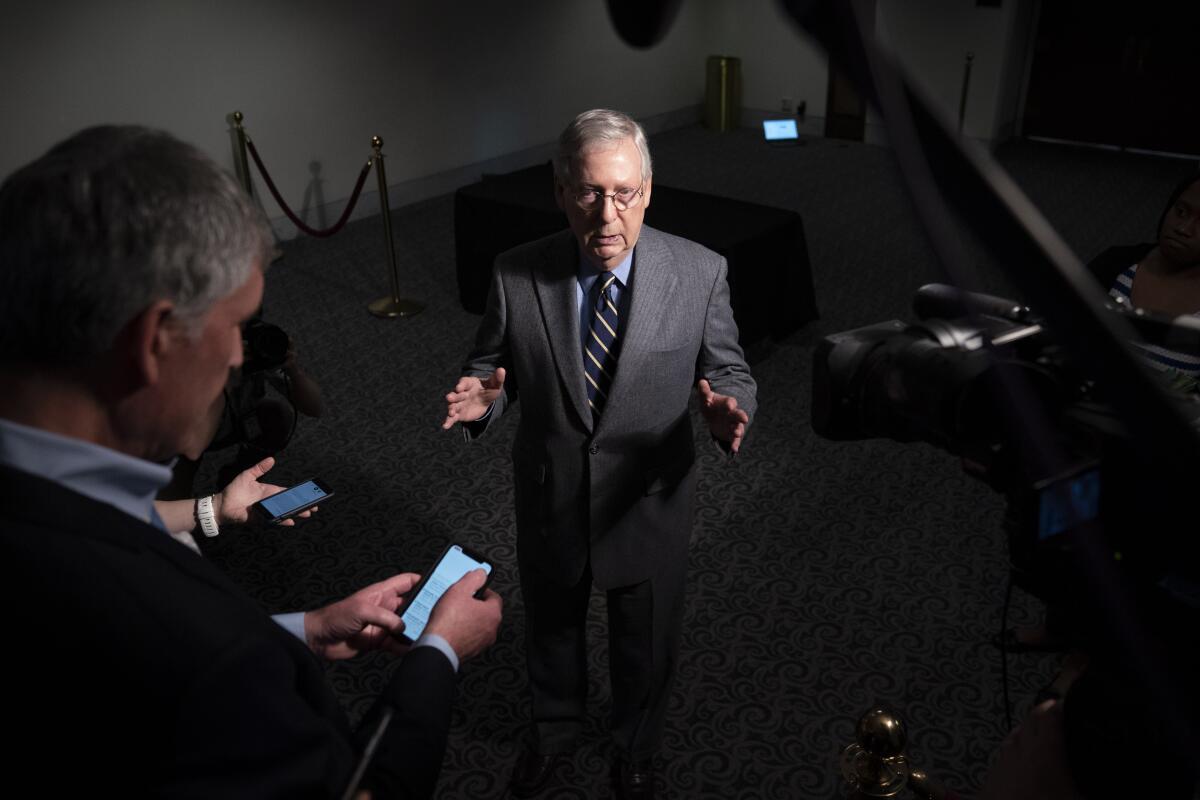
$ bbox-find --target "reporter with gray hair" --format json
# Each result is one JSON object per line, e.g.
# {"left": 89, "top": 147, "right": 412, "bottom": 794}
{"left": 0, "top": 125, "right": 501, "bottom": 799}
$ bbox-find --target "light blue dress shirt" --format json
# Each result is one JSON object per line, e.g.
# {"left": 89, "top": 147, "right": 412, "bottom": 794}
{"left": 576, "top": 248, "right": 633, "bottom": 352}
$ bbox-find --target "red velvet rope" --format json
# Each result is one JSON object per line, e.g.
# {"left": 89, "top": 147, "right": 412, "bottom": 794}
{"left": 246, "top": 138, "right": 372, "bottom": 238}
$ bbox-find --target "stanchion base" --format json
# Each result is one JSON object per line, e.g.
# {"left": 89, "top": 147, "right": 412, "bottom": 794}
{"left": 368, "top": 296, "right": 425, "bottom": 318}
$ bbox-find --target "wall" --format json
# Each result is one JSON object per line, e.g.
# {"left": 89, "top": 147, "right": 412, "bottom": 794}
{"left": 702, "top": 0, "right": 830, "bottom": 135}
{"left": 0, "top": 1, "right": 1039, "bottom": 235}
{"left": 874, "top": 0, "right": 1021, "bottom": 147}
{"left": 699, "top": 0, "right": 1035, "bottom": 148}
{"left": 0, "top": 0, "right": 712, "bottom": 236}
{"left": 992, "top": 0, "right": 1038, "bottom": 143}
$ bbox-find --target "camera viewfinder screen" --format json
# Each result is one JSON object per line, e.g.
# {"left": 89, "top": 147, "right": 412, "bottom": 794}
{"left": 1037, "top": 468, "right": 1100, "bottom": 540}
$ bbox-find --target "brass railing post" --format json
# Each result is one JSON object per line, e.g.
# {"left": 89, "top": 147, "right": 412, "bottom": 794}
{"left": 231, "top": 111, "right": 253, "bottom": 195}
{"left": 367, "top": 136, "right": 424, "bottom": 318}
{"left": 958, "top": 53, "right": 974, "bottom": 135}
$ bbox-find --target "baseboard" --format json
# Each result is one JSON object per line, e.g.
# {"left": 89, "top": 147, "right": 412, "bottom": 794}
{"left": 863, "top": 120, "right": 992, "bottom": 151}
{"left": 266, "top": 104, "right": 704, "bottom": 240}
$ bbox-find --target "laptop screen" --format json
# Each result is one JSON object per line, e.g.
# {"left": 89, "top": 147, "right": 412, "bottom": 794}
{"left": 763, "top": 119, "right": 799, "bottom": 141}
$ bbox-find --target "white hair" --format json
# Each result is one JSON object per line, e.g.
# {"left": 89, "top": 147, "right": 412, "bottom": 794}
{"left": 553, "top": 108, "right": 653, "bottom": 185}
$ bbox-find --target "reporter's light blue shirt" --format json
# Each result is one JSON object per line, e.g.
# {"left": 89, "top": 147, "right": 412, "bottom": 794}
{"left": 0, "top": 417, "right": 457, "bottom": 672}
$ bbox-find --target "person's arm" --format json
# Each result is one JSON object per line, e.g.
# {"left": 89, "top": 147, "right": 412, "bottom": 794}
{"left": 356, "top": 646, "right": 458, "bottom": 800}
{"left": 443, "top": 263, "right": 518, "bottom": 439}
{"left": 174, "top": 638, "right": 358, "bottom": 798}
{"left": 297, "top": 571, "right": 502, "bottom": 797}
{"left": 358, "top": 569, "right": 502, "bottom": 798}
{"left": 303, "top": 573, "right": 419, "bottom": 660}
{"left": 193, "top": 571, "right": 500, "bottom": 799}
{"left": 266, "top": 338, "right": 326, "bottom": 418}
{"left": 695, "top": 258, "right": 758, "bottom": 454}
{"left": 977, "top": 699, "right": 1079, "bottom": 800}
{"left": 154, "top": 456, "right": 315, "bottom": 535}
{"left": 442, "top": 369, "right": 506, "bottom": 433}
{"left": 301, "top": 569, "right": 501, "bottom": 662}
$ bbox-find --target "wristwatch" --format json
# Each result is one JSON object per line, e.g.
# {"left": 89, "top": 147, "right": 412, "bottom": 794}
{"left": 196, "top": 495, "right": 220, "bottom": 538}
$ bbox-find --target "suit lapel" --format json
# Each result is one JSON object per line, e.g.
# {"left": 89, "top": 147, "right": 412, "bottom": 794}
{"left": 533, "top": 232, "right": 592, "bottom": 432}
{"left": 600, "top": 228, "right": 678, "bottom": 435}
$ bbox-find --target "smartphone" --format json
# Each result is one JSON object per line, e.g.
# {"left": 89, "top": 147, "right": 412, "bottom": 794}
{"left": 251, "top": 477, "right": 332, "bottom": 524}
{"left": 399, "top": 544, "right": 493, "bottom": 642}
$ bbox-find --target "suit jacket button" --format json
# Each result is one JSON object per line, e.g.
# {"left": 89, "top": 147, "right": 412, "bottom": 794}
{"left": 589, "top": 445, "right": 599, "bottom": 455}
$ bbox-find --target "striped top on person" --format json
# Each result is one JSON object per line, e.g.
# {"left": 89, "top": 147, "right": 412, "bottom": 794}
{"left": 1108, "top": 263, "right": 1200, "bottom": 389}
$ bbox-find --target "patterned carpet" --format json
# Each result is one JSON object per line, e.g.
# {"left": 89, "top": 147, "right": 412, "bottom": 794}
{"left": 198, "top": 127, "right": 1190, "bottom": 798}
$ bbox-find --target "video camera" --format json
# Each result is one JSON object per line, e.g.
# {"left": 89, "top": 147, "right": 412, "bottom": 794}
{"left": 242, "top": 318, "right": 290, "bottom": 375}
{"left": 812, "top": 283, "right": 1200, "bottom": 621}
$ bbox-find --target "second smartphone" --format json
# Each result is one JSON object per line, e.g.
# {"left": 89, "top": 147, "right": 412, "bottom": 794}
{"left": 251, "top": 477, "right": 333, "bottom": 524}
{"left": 399, "top": 544, "right": 493, "bottom": 642}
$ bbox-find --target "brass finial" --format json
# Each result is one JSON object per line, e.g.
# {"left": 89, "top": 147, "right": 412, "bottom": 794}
{"left": 371, "top": 135, "right": 383, "bottom": 151}
{"left": 856, "top": 707, "right": 907, "bottom": 758}
{"left": 840, "top": 707, "right": 948, "bottom": 800}
{"left": 840, "top": 707, "right": 909, "bottom": 798}
{"left": 232, "top": 110, "right": 243, "bottom": 124}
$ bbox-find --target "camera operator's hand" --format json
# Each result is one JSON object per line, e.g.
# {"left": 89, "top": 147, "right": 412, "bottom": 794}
{"left": 303, "top": 573, "right": 421, "bottom": 660}
{"left": 279, "top": 338, "right": 326, "bottom": 418}
{"left": 978, "top": 698, "right": 1080, "bottom": 800}
{"left": 424, "top": 569, "right": 502, "bottom": 662}
{"left": 442, "top": 369, "right": 506, "bottom": 429}
{"left": 217, "top": 456, "right": 316, "bottom": 526}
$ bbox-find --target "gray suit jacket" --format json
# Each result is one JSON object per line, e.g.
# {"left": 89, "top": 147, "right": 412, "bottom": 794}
{"left": 463, "top": 226, "right": 756, "bottom": 589}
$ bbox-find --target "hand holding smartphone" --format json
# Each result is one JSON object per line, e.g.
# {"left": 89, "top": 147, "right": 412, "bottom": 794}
{"left": 399, "top": 544, "right": 493, "bottom": 642}
{"left": 251, "top": 477, "right": 333, "bottom": 524}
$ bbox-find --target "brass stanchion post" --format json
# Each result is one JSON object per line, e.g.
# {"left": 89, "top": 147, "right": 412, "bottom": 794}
{"left": 231, "top": 111, "right": 253, "bottom": 195}
{"left": 958, "top": 53, "right": 974, "bottom": 135}
{"left": 367, "top": 135, "right": 424, "bottom": 318}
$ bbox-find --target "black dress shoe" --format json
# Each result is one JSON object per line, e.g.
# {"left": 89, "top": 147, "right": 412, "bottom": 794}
{"left": 509, "top": 748, "right": 563, "bottom": 798}
{"left": 611, "top": 757, "right": 654, "bottom": 800}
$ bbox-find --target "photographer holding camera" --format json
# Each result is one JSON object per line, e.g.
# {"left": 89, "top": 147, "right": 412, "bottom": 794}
{"left": 159, "top": 312, "right": 327, "bottom": 501}
{"left": 214, "top": 315, "right": 326, "bottom": 481}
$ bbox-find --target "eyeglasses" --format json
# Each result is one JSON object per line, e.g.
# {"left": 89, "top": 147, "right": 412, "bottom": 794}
{"left": 571, "top": 184, "right": 645, "bottom": 212}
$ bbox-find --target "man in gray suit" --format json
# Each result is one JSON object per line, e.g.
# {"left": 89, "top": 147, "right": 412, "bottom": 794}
{"left": 442, "top": 109, "right": 756, "bottom": 799}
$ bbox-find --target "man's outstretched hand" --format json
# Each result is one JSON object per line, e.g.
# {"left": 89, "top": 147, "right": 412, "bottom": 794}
{"left": 304, "top": 573, "right": 421, "bottom": 660}
{"left": 442, "top": 368, "right": 506, "bottom": 429}
{"left": 697, "top": 379, "right": 749, "bottom": 454}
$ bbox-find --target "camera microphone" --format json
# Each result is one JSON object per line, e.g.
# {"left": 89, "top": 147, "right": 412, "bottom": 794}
{"left": 914, "top": 283, "right": 1034, "bottom": 324}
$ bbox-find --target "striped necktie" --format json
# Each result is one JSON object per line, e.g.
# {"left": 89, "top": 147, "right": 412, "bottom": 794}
{"left": 584, "top": 273, "right": 621, "bottom": 419}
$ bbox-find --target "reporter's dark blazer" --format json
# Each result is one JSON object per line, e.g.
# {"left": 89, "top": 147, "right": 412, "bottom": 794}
{"left": 461, "top": 226, "right": 757, "bottom": 590}
{"left": 0, "top": 465, "right": 454, "bottom": 799}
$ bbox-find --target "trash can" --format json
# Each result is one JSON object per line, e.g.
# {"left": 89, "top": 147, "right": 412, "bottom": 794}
{"left": 704, "top": 55, "right": 741, "bottom": 132}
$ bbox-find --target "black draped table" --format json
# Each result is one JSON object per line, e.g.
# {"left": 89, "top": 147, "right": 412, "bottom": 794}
{"left": 454, "top": 162, "right": 818, "bottom": 347}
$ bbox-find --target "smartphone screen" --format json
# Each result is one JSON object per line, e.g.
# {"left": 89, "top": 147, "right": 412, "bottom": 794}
{"left": 257, "top": 479, "right": 330, "bottom": 521}
{"left": 400, "top": 545, "right": 492, "bottom": 641}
